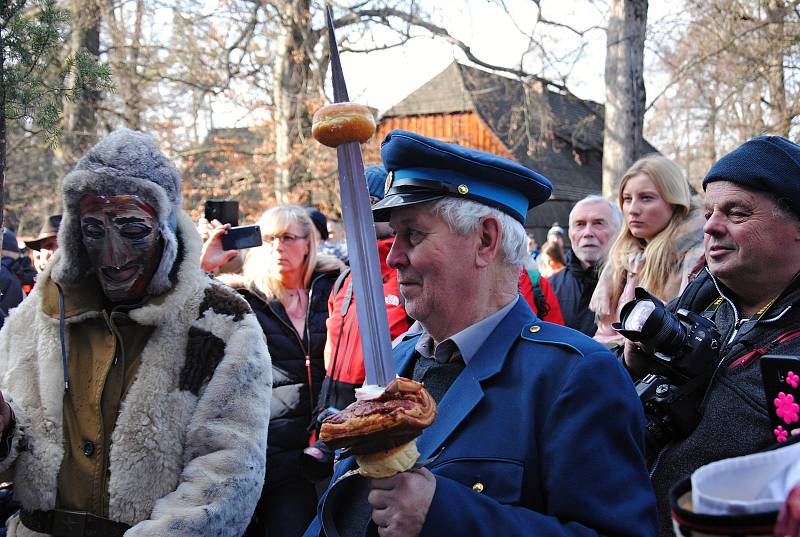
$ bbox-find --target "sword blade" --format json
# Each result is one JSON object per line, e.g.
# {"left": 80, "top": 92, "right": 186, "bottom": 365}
{"left": 326, "top": 4, "right": 349, "bottom": 103}
{"left": 326, "top": 5, "right": 396, "bottom": 386}
{"left": 337, "top": 143, "right": 395, "bottom": 386}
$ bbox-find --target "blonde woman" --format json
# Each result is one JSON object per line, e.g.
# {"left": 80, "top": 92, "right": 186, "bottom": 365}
{"left": 226, "top": 205, "right": 342, "bottom": 537}
{"left": 590, "top": 155, "right": 705, "bottom": 347}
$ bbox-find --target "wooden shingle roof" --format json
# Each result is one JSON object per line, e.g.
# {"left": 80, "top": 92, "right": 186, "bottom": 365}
{"left": 383, "top": 63, "right": 475, "bottom": 117}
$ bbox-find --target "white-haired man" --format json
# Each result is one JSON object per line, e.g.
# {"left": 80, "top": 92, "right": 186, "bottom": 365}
{"left": 303, "top": 130, "right": 657, "bottom": 537}
{"left": 550, "top": 195, "right": 621, "bottom": 336}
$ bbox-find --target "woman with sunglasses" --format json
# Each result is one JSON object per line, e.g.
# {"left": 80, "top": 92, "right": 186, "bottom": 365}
{"left": 205, "top": 205, "right": 343, "bottom": 537}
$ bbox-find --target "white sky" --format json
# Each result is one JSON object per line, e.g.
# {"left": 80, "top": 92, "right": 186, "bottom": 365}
{"left": 339, "top": 0, "right": 609, "bottom": 113}
{"left": 206, "top": 0, "right": 680, "bottom": 131}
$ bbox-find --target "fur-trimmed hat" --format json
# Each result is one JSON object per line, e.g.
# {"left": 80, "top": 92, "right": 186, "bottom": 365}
{"left": 703, "top": 136, "right": 800, "bottom": 217}
{"left": 51, "top": 128, "right": 183, "bottom": 296}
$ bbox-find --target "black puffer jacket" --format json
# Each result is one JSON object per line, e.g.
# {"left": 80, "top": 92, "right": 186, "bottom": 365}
{"left": 240, "top": 268, "right": 339, "bottom": 489}
{"left": 649, "top": 267, "right": 800, "bottom": 537}
{"left": 548, "top": 248, "right": 600, "bottom": 336}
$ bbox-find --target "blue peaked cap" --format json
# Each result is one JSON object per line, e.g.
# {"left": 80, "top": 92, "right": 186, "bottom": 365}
{"left": 372, "top": 130, "right": 553, "bottom": 223}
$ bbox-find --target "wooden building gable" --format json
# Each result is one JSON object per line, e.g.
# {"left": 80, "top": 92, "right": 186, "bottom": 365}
{"left": 377, "top": 62, "right": 656, "bottom": 237}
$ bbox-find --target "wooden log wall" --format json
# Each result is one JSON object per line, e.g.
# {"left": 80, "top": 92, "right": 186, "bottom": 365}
{"left": 376, "top": 112, "right": 513, "bottom": 159}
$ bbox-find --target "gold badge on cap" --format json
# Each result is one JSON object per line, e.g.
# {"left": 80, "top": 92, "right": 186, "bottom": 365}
{"left": 384, "top": 171, "right": 394, "bottom": 197}
{"left": 458, "top": 184, "right": 469, "bottom": 195}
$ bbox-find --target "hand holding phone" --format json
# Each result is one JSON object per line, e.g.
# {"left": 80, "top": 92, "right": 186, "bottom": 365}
{"left": 221, "top": 225, "right": 263, "bottom": 251}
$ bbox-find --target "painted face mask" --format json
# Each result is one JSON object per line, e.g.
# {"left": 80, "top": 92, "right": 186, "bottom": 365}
{"left": 79, "top": 195, "right": 163, "bottom": 304}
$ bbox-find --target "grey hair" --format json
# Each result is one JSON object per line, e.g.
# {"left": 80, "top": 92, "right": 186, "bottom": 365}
{"left": 571, "top": 194, "right": 622, "bottom": 230}
{"left": 430, "top": 197, "right": 527, "bottom": 267}
{"left": 771, "top": 196, "right": 799, "bottom": 222}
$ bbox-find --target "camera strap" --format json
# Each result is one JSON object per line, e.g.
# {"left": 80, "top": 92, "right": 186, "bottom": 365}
{"left": 701, "top": 296, "right": 724, "bottom": 320}
{"left": 701, "top": 291, "right": 784, "bottom": 339}
{"left": 709, "top": 271, "right": 800, "bottom": 336}
{"left": 728, "top": 328, "right": 800, "bottom": 370}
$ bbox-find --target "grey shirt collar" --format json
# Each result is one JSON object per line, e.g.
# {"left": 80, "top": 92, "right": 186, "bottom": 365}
{"left": 415, "top": 296, "right": 519, "bottom": 365}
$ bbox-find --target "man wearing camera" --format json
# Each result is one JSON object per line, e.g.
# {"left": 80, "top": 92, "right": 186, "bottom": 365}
{"left": 624, "top": 136, "right": 800, "bottom": 536}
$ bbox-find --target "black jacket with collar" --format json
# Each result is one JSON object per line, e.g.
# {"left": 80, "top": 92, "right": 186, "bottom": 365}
{"left": 240, "top": 268, "right": 338, "bottom": 488}
{"left": 648, "top": 267, "right": 800, "bottom": 537}
{"left": 548, "top": 248, "right": 600, "bottom": 336}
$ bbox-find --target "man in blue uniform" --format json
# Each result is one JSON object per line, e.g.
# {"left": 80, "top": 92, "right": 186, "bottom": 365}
{"left": 304, "top": 130, "right": 657, "bottom": 537}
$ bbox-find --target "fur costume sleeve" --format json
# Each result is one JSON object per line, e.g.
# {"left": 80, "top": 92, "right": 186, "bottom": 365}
{"left": 124, "top": 305, "right": 272, "bottom": 537}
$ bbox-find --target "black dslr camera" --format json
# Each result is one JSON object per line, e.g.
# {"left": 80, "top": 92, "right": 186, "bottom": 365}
{"left": 613, "top": 288, "right": 721, "bottom": 459}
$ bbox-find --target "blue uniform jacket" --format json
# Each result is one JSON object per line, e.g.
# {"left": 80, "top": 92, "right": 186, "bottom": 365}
{"left": 304, "top": 298, "right": 658, "bottom": 537}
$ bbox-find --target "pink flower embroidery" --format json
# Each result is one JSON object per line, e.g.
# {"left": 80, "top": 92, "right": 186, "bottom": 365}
{"left": 775, "top": 392, "right": 800, "bottom": 424}
{"left": 787, "top": 371, "right": 799, "bottom": 389}
{"left": 775, "top": 425, "right": 789, "bottom": 443}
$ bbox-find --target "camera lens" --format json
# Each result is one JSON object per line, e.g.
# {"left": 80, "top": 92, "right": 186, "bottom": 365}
{"left": 621, "top": 301, "right": 657, "bottom": 332}
{"left": 637, "top": 307, "right": 688, "bottom": 356}
{"left": 615, "top": 289, "right": 688, "bottom": 356}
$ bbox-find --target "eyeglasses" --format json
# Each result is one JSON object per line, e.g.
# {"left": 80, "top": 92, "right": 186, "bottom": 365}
{"left": 262, "top": 233, "right": 308, "bottom": 246}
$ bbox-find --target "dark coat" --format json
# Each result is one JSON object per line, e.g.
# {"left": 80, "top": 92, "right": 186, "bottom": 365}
{"left": 241, "top": 269, "right": 339, "bottom": 488}
{"left": 649, "top": 267, "right": 800, "bottom": 537}
{"left": 304, "top": 298, "right": 658, "bottom": 537}
{"left": 548, "top": 248, "right": 600, "bottom": 336}
{"left": 0, "top": 265, "right": 23, "bottom": 330}
{"left": 2, "top": 255, "right": 36, "bottom": 290}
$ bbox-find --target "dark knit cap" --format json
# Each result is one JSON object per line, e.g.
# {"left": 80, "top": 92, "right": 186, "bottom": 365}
{"left": 703, "top": 136, "right": 800, "bottom": 215}
{"left": 364, "top": 165, "right": 387, "bottom": 201}
{"left": 306, "top": 207, "right": 329, "bottom": 241}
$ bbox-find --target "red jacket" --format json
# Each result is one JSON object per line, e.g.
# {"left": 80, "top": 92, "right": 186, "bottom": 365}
{"left": 320, "top": 238, "right": 410, "bottom": 413}
{"left": 519, "top": 267, "right": 565, "bottom": 325}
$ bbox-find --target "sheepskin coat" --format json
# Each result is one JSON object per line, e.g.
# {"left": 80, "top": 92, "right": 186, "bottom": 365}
{"left": 0, "top": 212, "right": 272, "bottom": 537}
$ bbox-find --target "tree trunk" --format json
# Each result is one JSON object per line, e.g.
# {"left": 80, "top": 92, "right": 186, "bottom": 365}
{"left": 273, "top": 28, "right": 292, "bottom": 204}
{"left": 0, "top": 38, "right": 6, "bottom": 230}
{"left": 62, "top": 0, "right": 101, "bottom": 166}
{"left": 272, "top": 0, "right": 312, "bottom": 203}
{"left": 0, "top": 85, "right": 6, "bottom": 232}
{"left": 602, "top": 0, "right": 648, "bottom": 197}
{"left": 106, "top": 0, "right": 145, "bottom": 130}
{"left": 126, "top": 0, "right": 145, "bottom": 130}
{"left": 766, "top": 0, "right": 789, "bottom": 136}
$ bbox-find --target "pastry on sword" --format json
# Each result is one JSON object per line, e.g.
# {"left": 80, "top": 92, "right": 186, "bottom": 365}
{"left": 319, "top": 377, "right": 436, "bottom": 478}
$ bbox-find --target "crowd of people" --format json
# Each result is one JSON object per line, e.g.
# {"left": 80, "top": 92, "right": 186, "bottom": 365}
{"left": 0, "top": 125, "right": 798, "bottom": 537}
